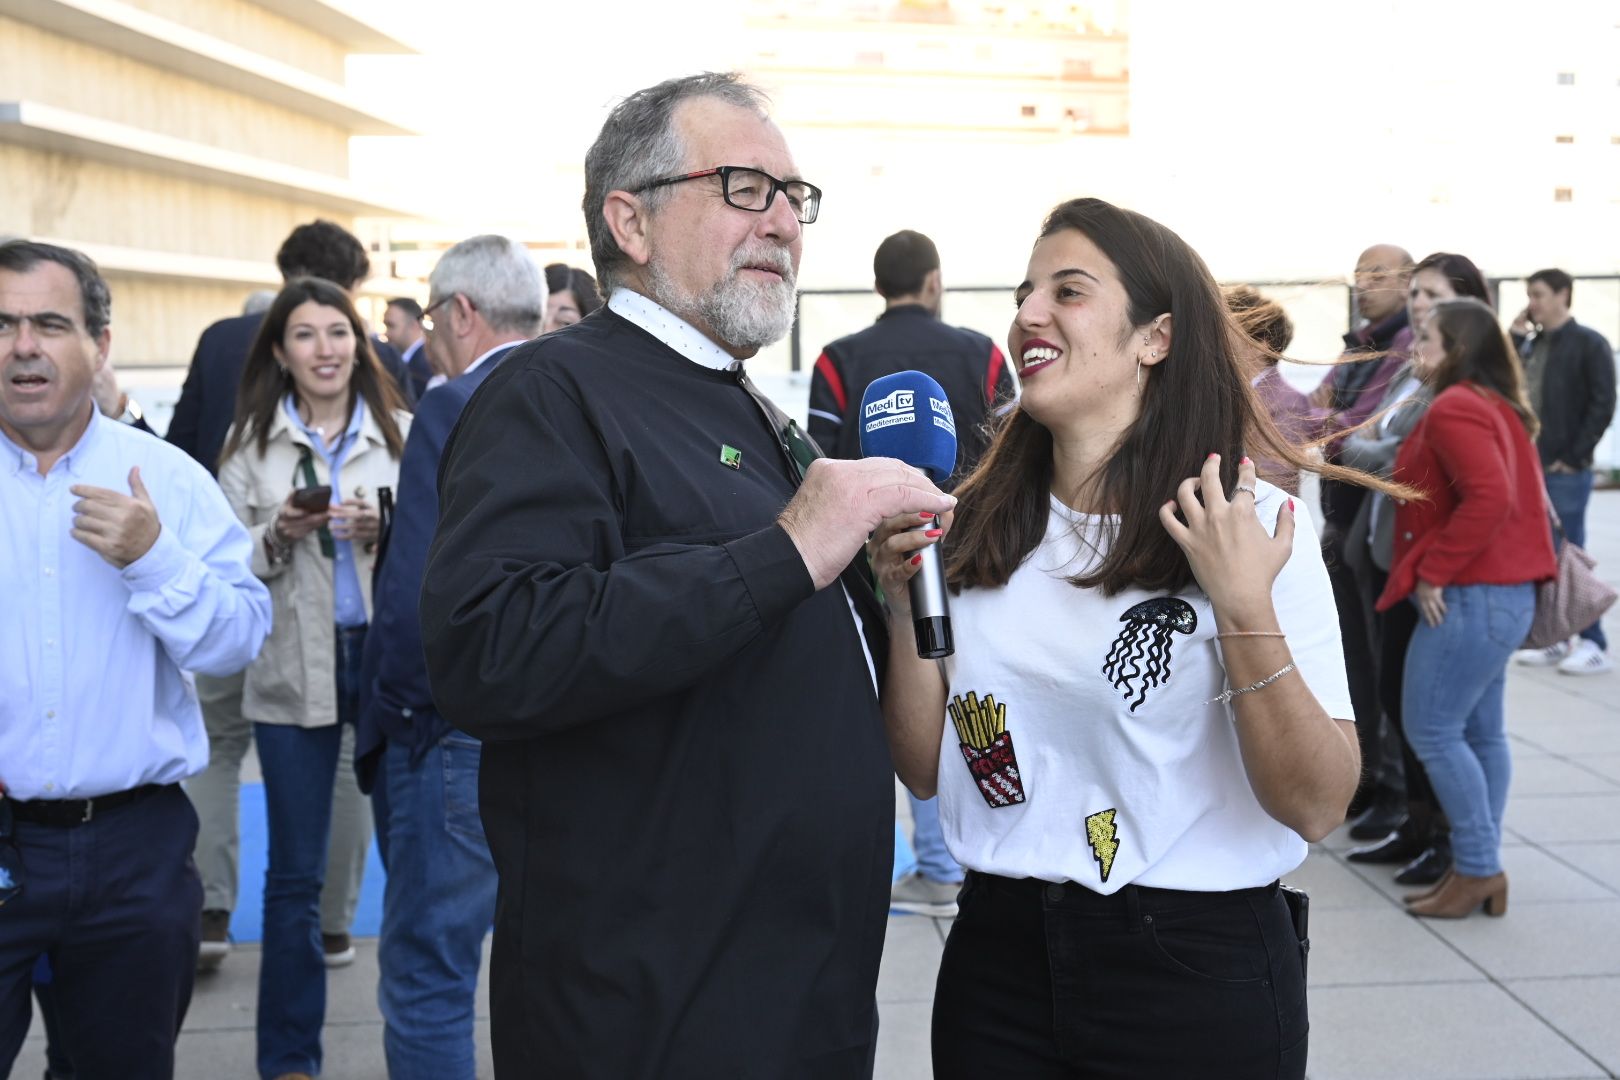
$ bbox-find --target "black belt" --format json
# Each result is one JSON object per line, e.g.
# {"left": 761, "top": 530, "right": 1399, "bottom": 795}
{"left": 8, "top": 783, "right": 170, "bottom": 827}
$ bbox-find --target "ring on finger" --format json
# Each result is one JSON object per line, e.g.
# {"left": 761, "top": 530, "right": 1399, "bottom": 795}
{"left": 1231, "top": 484, "right": 1257, "bottom": 500}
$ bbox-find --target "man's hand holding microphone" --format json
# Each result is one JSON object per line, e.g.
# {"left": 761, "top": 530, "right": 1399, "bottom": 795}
{"left": 779, "top": 371, "right": 963, "bottom": 660}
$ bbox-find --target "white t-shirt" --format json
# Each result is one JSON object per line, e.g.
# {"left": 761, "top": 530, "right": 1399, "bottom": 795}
{"left": 938, "top": 480, "right": 1353, "bottom": 895}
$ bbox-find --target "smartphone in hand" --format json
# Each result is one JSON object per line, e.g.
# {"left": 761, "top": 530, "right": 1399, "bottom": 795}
{"left": 290, "top": 485, "right": 333, "bottom": 513}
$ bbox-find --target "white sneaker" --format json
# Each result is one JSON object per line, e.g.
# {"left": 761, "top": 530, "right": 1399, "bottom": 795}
{"left": 889, "top": 872, "right": 962, "bottom": 918}
{"left": 1515, "top": 640, "right": 1571, "bottom": 666}
{"left": 1557, "top": 639, "right": 1613, "bottom": 676}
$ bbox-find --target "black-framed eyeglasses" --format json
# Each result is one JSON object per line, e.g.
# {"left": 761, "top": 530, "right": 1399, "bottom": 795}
{"left": 633, "top": 166, "right": 822, "bottom": 225}
{"left": 421, "top": 294, "right": 454, "bottom": 334}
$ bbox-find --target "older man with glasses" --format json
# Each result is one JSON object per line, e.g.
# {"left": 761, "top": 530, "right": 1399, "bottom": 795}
{"left": 419, "top": 73, "right": 955, "bottom": 1078}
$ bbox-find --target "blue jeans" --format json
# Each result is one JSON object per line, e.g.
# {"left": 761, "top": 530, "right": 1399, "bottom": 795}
{"left": 908, "top": 793, "right": 963, "bottom": 884}
{"left": 377, "top": 733, "right": 497, "bottom": 1080}
{"left": 253, "top": 624, "right": 365, "bottom": 1079}
{"left": 1402, "top": 584, "right": 1535, "bottom": 877}
{"left": 1545, "top": 469, "right": 1605, "bottom": 649}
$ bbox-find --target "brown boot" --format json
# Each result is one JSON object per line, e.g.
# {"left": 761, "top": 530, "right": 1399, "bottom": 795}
{"left": 1403, "top": 868, "right": 1454, "bottom": 906}
{"left": 1408, "top": 870, "right": 1507, "bottom": 919}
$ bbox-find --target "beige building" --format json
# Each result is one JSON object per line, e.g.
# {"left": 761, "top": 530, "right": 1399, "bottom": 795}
{"left": 0, "top": 0, "right": 418, "bottom": 369}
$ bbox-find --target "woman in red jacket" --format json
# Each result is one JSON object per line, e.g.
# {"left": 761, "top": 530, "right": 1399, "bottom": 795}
{"left": 1376, "top": 298, "right": 1556, "bottom": 919}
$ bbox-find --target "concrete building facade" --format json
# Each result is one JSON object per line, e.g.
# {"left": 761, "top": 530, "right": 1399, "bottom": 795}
{"left": 0, "top": 0, "right": 417, "bottom": 367}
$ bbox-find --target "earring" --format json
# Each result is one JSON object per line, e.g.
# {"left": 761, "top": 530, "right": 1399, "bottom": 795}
{"left": 1137, "top": 357, "right": 1143, "bottom": 392}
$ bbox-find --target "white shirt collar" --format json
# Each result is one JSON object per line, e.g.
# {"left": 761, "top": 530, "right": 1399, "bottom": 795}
{"left": 464, "top": 338, "right": 523, "bottom": 378}
{"left": 608, "top": 288, "right": 739, "bottom": 371}
{"left": 424, "top": 339, "right": 523, "bottom": 392}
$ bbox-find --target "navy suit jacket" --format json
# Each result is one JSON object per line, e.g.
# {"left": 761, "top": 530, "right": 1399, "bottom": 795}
{"left": 400, "top": 338, "right": 433, "bottom": 402}
{"left": 166, "top": 313, "right": 262, "bottom": 474}
{"left": 355, "top": 343, "right": 520, "bottom": 792}
{"left": 167, "top": 313, "right": 415, "bottom": 475}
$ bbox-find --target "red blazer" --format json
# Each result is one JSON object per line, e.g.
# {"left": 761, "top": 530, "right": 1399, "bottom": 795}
{"left": 1376, "top": 382, "right": 1556, "bottom": 611}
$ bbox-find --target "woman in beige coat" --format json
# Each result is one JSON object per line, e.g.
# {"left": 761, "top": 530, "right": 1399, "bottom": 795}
{"left": 217, "top": 276, "right": 409, "bottom": 1080}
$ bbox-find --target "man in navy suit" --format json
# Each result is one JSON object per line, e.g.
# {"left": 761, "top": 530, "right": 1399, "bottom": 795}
{"left": 384, "top": 296, "right": 432, "bottom": 402}
{"left": 171, "top": 218, "right": 414, "bottom": 973}
{"left": 356, "top": 234, "right": 544, "bottom": 1080}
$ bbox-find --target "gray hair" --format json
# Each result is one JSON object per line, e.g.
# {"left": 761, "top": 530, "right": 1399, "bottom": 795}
{"left": 428, "top": 234, "right": 546, "bottom": 336}
{"left": 582, "top": 72, "right": 772, "bottom": 294}
{"left": 0, "top": 239, "right": 112, "bottom": 337}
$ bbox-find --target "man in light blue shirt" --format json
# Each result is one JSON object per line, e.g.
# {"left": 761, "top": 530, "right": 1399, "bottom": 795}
{"left": 0, "top": 240, "right": 271, "bottom": 1080}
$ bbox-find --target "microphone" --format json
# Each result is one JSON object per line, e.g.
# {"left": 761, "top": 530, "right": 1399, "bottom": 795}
{"left": 858, "top": 371, "right": 958, "bottom": 659}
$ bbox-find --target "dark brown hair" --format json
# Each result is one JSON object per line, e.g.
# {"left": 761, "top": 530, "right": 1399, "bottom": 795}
{"left": 1527, "top": 268, "right": 1573, "bottom": 304}
{"left": 1411, "top": 252, "right": 1492, "bottom": 306}
{"left": 275, "top": 220, "right": 370, "bottom": 290}
{"left": 221, "top": 277, "right": 406, "bottom": 465}
{"left": 544, "top": 263, "right": 603, "bottom": 317}
{"left": 947, "top": 198, "right": 1384, "bottom": 597}
{"left": 873, "top": 229, "right": 941, "bottom": 298}
{"left": 1224, "top": 284, "right": 1294, "bottom": 356}
{"left": 1428, "top": 297, "right": 1539, "bottom": 437}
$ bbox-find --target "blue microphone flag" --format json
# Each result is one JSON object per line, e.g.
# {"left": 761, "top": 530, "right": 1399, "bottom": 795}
{"left": 857, "top": 370, "right": 958, "bottom": 480}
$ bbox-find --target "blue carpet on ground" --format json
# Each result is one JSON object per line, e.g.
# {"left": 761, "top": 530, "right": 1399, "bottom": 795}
{"left": 229, "top": 782, "right": 385, "bottom": 944}
{"left": 229, "top": 785, "right": 912, "bottom": 942}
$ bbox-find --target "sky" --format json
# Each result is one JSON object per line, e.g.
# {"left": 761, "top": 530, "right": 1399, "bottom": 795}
{"left": 339, "top": 0, "right": 1620, "bottom": 361}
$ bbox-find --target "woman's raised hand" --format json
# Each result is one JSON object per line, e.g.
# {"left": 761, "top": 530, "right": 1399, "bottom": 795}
{"left": 867, "top": 510, "right": 952, "bottom": 617}
{"left": 1158, "top": 454, "right": 1294, "bottom": 626}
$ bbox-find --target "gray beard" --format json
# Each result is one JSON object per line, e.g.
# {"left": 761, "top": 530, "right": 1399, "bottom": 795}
{"left": 647, "top": 256, "right": 796, "bottom": 351}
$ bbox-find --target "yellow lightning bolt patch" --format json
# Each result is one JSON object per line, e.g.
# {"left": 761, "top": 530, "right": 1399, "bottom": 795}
{"left": 1085, "top": 808, "right": 1120, "bottom": 883}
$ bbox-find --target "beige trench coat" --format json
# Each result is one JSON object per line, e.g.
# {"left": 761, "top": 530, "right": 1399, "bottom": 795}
{"left": 218, "top": 401, "right": 410, "bottom": 728}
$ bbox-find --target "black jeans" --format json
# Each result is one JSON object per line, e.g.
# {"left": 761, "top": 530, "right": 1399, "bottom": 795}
{"left": 933, "top": 873, "right": 1307, "bottom": 1079}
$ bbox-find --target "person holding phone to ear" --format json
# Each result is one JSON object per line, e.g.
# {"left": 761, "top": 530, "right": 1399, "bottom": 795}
{"left": 217, "top": 277, "right": 410, "bottom": 1080}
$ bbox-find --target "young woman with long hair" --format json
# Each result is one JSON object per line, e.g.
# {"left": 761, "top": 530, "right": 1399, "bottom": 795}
{"left": 217, "top": 276, "right": 410, "bottom": 1080}
{"left": 873, "top": 198, "right": 1375, "bottom": 1077}
{"left": 1375, "top": 297, "right": 1556, "bottom": 919}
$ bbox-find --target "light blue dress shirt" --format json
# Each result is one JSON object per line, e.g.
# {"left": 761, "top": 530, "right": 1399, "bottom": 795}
{"left": 281, "top": 394, "right": 367, "bottom": 628}
{"left": 0, "top": 407, "right": 272, "bottom": 800}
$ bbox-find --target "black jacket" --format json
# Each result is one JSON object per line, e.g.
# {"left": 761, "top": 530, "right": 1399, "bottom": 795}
{"left": 1515, "top": 318, "right": 1617, "bottom": 470}
{"left": 419, "top": 309, "right": 891, "bottom": 1077}
{"left": 808, "top": 304, "right": 1011, "bottom": 483}
{"left": 167, "top": 312, "right": 414, "bottom": 474}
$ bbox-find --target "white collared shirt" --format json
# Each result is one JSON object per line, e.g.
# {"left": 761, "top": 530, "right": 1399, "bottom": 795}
{"left": 0, "top": 408, "right": 272, "bottom": 799}
{"left": 608, "top": 288, "right": 740, "bottom": 371}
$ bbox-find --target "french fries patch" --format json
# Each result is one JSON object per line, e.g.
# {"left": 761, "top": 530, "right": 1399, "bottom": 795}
{"left": 949, "top": 691, "right": 1026, "bottom": 808}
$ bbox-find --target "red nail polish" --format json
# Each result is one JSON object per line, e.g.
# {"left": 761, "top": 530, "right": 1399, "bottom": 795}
{"left": 911, "top": 554, "right": 923, "bottom": 566}
{"left": 1207, "top": 452, "right": 1218, "bottom": 460}
{"left": 1287, "top": 498, "right": 1295, "bottom": 511}
{"left": 925, "top": 528, "right": 943, "bottom": 538}
{"left": 919, "top": 512, "right": 935, "bottom": 521}
{"left": 1240, "top": 456, "right": 1251, "bottom": 465}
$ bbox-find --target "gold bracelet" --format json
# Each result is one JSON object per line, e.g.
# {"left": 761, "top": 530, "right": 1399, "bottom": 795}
{"left": 1215, "top": 631, "right": 1286, "bottom": 639}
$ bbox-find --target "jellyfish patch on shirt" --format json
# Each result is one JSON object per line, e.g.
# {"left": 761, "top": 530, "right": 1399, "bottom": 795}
{"left": 949, "top": 691, "right": 1027, "bottom": 808}
{"left": 1102, "top": 597, "right": 1197, "bottom": 712}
